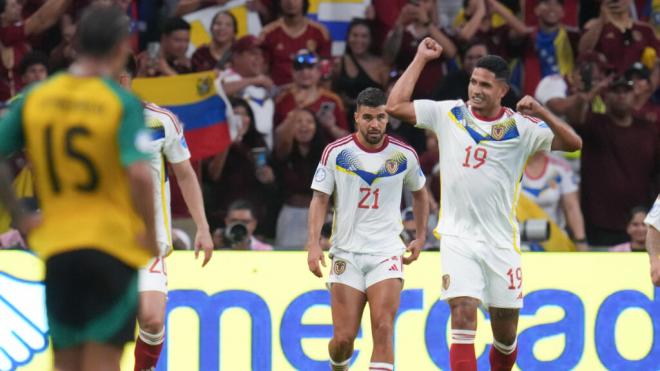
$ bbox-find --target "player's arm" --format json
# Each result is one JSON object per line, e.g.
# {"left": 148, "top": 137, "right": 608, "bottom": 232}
{"left": 645, "top": 198, "right": 660, "bottom": 286}
{"left": 171, "top": 160, "right": 213, "bottom": 266}
{"left": 306, "top": 190, "right": 330, "bottom": 278}
{"left": 516, "top": 96, "right": 582, "bottom": 152}
{"left": 404, "top": 187, "right": 429, "bottom": 265}
{"left": 119, "top": 97, "right": 159, "bottom": 257}
{"left": 386, "top": 37, "right": 443, "bottom": 124}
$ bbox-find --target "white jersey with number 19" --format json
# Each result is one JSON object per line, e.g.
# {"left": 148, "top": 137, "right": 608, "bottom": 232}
{"left": 311, "top": 134, "right": 426, "bottom": 256}
{"left": 414, "top": 99, "right": 554, "bottom": 252}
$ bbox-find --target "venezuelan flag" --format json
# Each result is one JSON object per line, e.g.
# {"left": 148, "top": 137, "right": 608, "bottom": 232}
{"left": 132, "top": 72, "right": 230, "bottom": 161}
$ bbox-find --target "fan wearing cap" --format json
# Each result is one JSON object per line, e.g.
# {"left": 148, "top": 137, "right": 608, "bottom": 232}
{"left": 626, "top": 62, "right": 660, "bottom": 126}
{"left": 569, "top": 74, "right": 660, "bottom": 248}
{"left": 219, "top": 35, "right": 276, "bottom": 148}
{"left": 259, "top": 0, "right": 331, "bottom": 86}
{"left": 579, "top": 0, "right": 660, "bottom": 75}
{"left": 274, "top": 49, "right": 349, "bottom": 140}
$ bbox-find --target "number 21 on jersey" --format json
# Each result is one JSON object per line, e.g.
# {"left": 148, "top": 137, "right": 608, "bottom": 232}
{"left": 358, "top": 187, "right": 380, "bottom": 209}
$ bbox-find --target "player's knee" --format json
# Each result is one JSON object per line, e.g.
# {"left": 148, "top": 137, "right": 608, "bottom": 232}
{"left": 139, "top": 314, "right": 165, "bottom": 334}
{"left": 493, "top": 333, "right": 517, "bottom": 347}
{"left": 450, "top": 300, "right": 478, "bottom": 329}
{"left": 371, "top": 320, "right": 394, "bottom": 341}
{"left": 332, "top": 332, "right": 357, "bottom": 352}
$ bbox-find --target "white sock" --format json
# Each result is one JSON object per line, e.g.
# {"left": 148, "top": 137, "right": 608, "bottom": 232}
{"left": 451, "top": 329, "right": 476, "bottom": 344}
{"left": 493, "top": 338, "right": 517, "bottom": 355}
{"left": 369, "top": 362, "right": 394, "bottom": 370}
{"left": 138, "top": 327, "right": 165, "bottom": 346}
{"left": 330, "top": 357, "right": 350, "bottom": 371}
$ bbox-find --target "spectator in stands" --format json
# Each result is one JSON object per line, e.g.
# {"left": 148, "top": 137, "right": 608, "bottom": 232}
{"left": 332, "top": 18, "right": 389, "bottom": 129}
{"left": 609, "top": 206, "right": 648, "bottom": 252}
{"left": 137, "top": 17, "right": 192, "bottom": 77}
{"left": 274, "top": 50, "right": 348, "bottom": 139}
{"left": 571, "top": 76, "right": 660, "bottom": 247}
{"left": 579, "top": 0, "right": 660, "bottom": 74}
{"left": 522, "top": 151, "right": 588, "bottom": 251}
{"left": 0, "top": 0, "right": 71, "bottom": 101}
{"left": 383, "top": 0, "right": 457, "bottom": 98}
{"left": 273, "top": 108, "right": 326, "bottom": 249}
{"left": 626, "top": 62, "right": 660, "bottom": 127}
{"left": 18, "top": 51, "right": 48, "bottom": 86}
{"left": 192, "top": 10, "right": 236, "bottom": 71}
{"left": 521, "top": 0, "right": 580, "bottom": 96}
{"left": 452, "top": 0, "right": 530, "bottom": 61}
{"left": 213, "top": 199, "right": 273, "bottom": 250}
{"left": 49, "top": 18, "right": 76, "bottom": 72}
{"left": 219, "top": 35, "right": 276, "bottom": 149}
{"left": 367, "top": 0, "right": 407, "bottom": 49}
{"left": 204, "top": 98, "right": 277, "bottom": 235}
{"left": 260, "top": 0, "right": 331, "bottom": 86}
{"left": 431, "top": 40, "right": 518, "bottom": 108}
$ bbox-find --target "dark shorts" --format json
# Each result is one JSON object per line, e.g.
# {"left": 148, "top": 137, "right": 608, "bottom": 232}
{"left": 45, "top": 249, "right": 138, "bottom": 350}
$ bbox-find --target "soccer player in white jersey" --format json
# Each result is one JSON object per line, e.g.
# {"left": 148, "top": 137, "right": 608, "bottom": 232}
{"left": 118, "top": 61, "right": 214, "bottom": 371}
{"left": 307, "top": 87, "right": 429, "bottom": 371}
{"left": 644, "top": 196, "right": 660, "bottom": 286}
{"left": 386, "top": 38, "right": 582, "bottom": 371}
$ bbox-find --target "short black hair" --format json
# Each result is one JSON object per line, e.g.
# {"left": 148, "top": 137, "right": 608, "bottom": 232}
{"left": 75, "top": 5, "right": 130, "bottom": 58}
{"left": 228, "top": 199, "right": 255, "bottom": 216}
{"left": 161, "top": 17, "right": 191, "bottom": 36}
{"left": 18, "top": 51, "right": 49, "bottom": 76}
{"left": 475, "top": 55, "right": 510, "bottom": 82}
{"left": 356, "top": 87, "right": 386, "bottom": 108}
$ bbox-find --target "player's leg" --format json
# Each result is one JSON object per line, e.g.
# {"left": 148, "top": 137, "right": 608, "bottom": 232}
{"left": 440, "top": 236, "right": 486, "bottom": 371}
{"left": 328, "top": 253, "right": 368, "bottom": 370}
{"left": 53, "top": 346, "right": 82, "bottom": 371}
{"left": 365, "top": 279, "right": 402, "bottom": 371}
{"left": 134, "top": 257, "right": 168, "bottom": 371}
{"left": 362, "top": 253, "right": 404, "bottom": 371}
{"left": 80, "top": 342, "right": 123, "bottom": 371}
{"left": 483, "top": 246, "right": 523, "bottom": 371}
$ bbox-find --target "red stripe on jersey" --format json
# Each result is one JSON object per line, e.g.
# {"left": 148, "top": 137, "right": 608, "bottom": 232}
{"left": 321, "top": 135, "right": 352, "bottom": 165}
{"left": 389, "top": 137, "right": 420, "bottom": 163}
{"left": 522, "top": 114, "right": 542, "bottom": 123}
{"left": 146, "top": 103, "right": 182, "bottom": 134}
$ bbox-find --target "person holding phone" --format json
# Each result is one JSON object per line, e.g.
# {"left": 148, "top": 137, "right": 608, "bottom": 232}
{"left": 274, "top": 50, "right": 349, "bottom": 140}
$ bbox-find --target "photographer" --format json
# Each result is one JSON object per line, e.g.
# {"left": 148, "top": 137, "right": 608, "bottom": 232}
{"left": 137, "top": 17, "right": 192, "bottom": 77}
{"left": 213, "top": 200, "right": 273, "bottom": 250}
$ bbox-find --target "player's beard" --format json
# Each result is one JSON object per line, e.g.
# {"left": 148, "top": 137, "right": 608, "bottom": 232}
{"left": 363, "top": 129, "right": 384, "bottom": 145}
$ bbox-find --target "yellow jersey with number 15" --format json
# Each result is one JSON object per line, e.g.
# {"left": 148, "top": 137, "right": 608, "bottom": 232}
{"left": 0, "top": 73, "right": 152, "bottom": 268}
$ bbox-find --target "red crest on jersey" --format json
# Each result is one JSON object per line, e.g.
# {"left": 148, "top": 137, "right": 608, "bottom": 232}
{"left": 491, "top": 124, "right": 505, "bottom": 140}
{"left": 385, "top": 159, "right": 399, "bottom": 174}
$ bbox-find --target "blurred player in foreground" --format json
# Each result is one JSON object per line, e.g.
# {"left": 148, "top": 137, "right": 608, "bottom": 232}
{"left": 386, "top": 38, "right": 582, "bottom": 370}
{"left": 307, "top": 87, "right": 428, "bottom": 371}
{"left": 117, "top": 59, "right": 214, "bottom": 371}
{"left": 0, "top": 5, "right": 159, "bottom": 371}
{"left": 644, "top": 196, "right": 660, "bottom": 286}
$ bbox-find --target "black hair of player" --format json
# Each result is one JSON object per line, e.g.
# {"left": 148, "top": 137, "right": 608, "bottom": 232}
{"left": 228, "top": 199, "right": 256, "bottom": 217}
{"left": 161, "top": 17, "right": 191, "bottom": 36}
{"left": 275, "top": 0, "right": 310, "bottom": 16}
{"left": 211, "top": 11, "right": 238, "bottom": 35}
{"left": 75, "top": 5, "right": 131, "bottom": 58}
{"left": 18, "top": 51, "right": 49, "bottom": 76}
{"left": 475, "top": 55, "right": 510, "bottom": 82}
{"left": 356, "top": 87, "right": 387, "bottom": 108}
{"left": 228, "top": 97, "right": 267, "bottom": 149}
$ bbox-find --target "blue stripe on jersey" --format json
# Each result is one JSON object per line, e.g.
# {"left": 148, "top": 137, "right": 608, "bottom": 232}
{"left": 452, "top": 106, "right": 520, "bottom": 144}
{"left": 335, "top": 149, "right": 407, "bottom": 186}
{"left": 151, "top": 127, "right": 165, "bottom": 140}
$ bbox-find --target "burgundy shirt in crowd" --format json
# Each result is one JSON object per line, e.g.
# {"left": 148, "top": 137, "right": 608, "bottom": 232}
{"left": 594, "top": 22, "right": 660, "bottom": 74}
{"left": 578, "top": 113, "right": 660, "bottom": 232}
{"left": 260, "top": 19, "right": 331, "bottom": 86}
{"left": 274, "top": 87, "right": 349, "bottom": 137}
{"left": 0, "top": 23, "right": 29, "bottom": 101}
{"left": 274, "top": 146, "right": 323, "bottom": 202}
{"left": 191, "top": 45, "right": 230, "bottom": 72}
{"left": 371, "top": 0, "right": 407, "bottom": 49}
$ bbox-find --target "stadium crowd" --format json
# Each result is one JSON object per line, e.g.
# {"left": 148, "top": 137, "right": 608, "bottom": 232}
{"left": 1, "top": 0, "right": 659, "bottom": 252}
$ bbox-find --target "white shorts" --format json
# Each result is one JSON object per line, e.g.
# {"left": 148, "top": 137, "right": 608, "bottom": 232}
{"left": 138, "top": 256, "right": 168, "bottom": 294}
{"left": 440, "top": 235, "right": 523, "bottom": 308}
{"left": 327, "top": 249, "right": 404, "bottom": 293}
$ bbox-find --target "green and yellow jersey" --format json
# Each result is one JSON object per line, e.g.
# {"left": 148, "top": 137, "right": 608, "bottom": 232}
{"left": 0, "top": 73, "right": 152, "bottom": 268}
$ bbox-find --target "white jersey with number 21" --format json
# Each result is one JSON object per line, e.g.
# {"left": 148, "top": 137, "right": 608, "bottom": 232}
{"left": 311, "top": 134, "right": 426, "bottom": 256}
{"left": 414, "top": 99, "right": 554, "bottom": 252}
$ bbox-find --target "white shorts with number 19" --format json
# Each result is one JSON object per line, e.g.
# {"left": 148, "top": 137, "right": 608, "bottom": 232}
{"left": 440, "top": 235, "right": 523, "bottom": 308}
{"left": 327, "top": 249, "right": 404, "bottom": 293}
